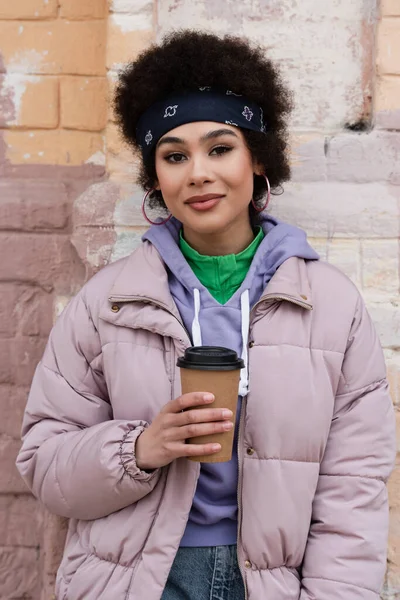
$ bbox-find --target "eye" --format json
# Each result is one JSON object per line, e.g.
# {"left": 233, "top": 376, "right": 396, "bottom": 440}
{"left": 210, "top": 145, "right": 232, "bottom": 156}
{"left": 165, "top": 152, "right": 187, "bottom": 163}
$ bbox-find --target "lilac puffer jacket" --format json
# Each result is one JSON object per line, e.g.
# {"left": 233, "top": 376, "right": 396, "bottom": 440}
{"left": 16, "top": 241, "right": 396, "bottom": 600}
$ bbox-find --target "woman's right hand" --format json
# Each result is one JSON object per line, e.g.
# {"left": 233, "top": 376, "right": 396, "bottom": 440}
{"left": 135, "top": 392, "right": 234, "bottom": 470}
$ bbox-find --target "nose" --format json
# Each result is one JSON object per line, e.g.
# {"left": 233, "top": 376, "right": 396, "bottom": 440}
{"left": 187, "top": 154, "right": 215, "bottom": 187}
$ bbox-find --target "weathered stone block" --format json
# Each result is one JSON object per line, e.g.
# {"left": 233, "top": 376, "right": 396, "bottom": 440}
{"left": 40, "top": 512, "right": 69, "bottom": 600}
{"left": 4, "top": 130, "right": 105, "bottom": 165}
{"left": 60, "top": 76, "right": 108, "bottom": 131}
{"left": 377, "top": 17, "right": 400, "bottom": 76}
{"left": 382, "top": 0, "right": 400, "bottom": 17}
{"left": 60, "top": 0, "right": 108, "bottom": 19}
{"left": 0, "top": 193, "right": 24, "bottom": 230}
{"left": 272, "top": 182, "right": 399, "bottom": 239}
{"left": 0, "top": 284, "right": 23, "bottom": 338}
{"left": 0, "top": 495, "right": 42, "bottom": 546}
{"left": 0, "top": 74, "right": 58, "bottom": 129}
{"left": 111, "top": 226, "right": 150, "bottom": 262}
{"left": 0, "top": 342, "right": 15, "bottom": 385}
{"left": 72, "top": 225, "right": 117, "bottom": 272}
{"left": 326, "top": 239, "right": 362, "bottom": 288}
{"left": 290, "top": 134, "right": 327, "bottom": 183}
{"left": 385, "top": 349, "right": 400, "bottom": 407}
{"left": 18, "top": 288, "right": 54, "bottom": 337}
{"left": 0, "top": 546, "right": 39, "bottom": 598}
{"left": 0, "top": 385, "right": 29, "bottom": 438}
{"left": 0, "top": 233, "right": 81, "bottom": 292}
{"left": 12, "top": 337, "right": 47, "bottom": 387}
{"left": 0, "top": 0, "right": 57, "bottom": 19}
{"left": 73, "top": 181, "right": 119, "bottom": 227}
{"left": 361, "top": 240, "right": 400, "bottom": 296}
{"left": 376, "top": 76, "right": 400, "bottom": 131}
{"left": 106, "top": 123, "right": 138, "bottom": 182}
{"left": 0, "top": 336, "right": 49, "bottom": 389}
{"left": 326, "top": 131, "right": 400, "bottom": 184}
{"left": 365, "top": 300, "right": 400, "bottom": 349}
{"left": 107, "top": 16, "right": 153, "bottom": 69}
{"left": 110, "top": 0, "right": 153, "bottom": 14}
{"left": 158, "top": 0, "right": 375, "bottom": 131}
{"left": 107, "top": 71, "right": 118, "bottom": 123}
{"left": 0, "top": 20, "right": 106, "bottom": 76}
{"left": 0, "top": 180, "right": 69, "bottom": 230}
{"left": 307, "top": 238, "right": 328, "bottom": 261}
{"left": 0, "top": 436, "right": 28, "bottom": 493}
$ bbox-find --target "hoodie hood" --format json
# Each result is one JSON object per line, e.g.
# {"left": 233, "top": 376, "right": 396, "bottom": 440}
{"left": 143, "top": 213, "right": 318, "bottom": 309}
{"left": 143, "top": 213, "right": 318, "bottom": 395}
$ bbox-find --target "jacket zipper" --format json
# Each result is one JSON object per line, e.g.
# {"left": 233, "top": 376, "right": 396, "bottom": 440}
{"left": 236, "top": 293, "right": 311, "bottom": 597}
{"left": 236, "top": 395, "right": 248, "bottom": 600}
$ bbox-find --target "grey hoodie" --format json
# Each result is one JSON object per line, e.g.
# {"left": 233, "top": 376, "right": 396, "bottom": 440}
{"left": 143, "top": 214, "right": 319, "bottom": 546}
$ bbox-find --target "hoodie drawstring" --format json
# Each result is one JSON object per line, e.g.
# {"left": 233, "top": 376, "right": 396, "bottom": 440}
{"left": 239, "top": 289, "right": 250, "bottom": 397}
{"left": 192, "top": 288, "right": 250, "bottom": 397}
{"left": 192, "top": 288, "right": 202, "bottom": 346}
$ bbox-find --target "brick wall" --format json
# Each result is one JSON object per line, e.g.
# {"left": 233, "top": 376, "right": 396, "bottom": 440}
{"left": 0, "top": 1, "right": 107, "bottom": 597}
{"left": 0, "top": 1, "right": 399, "bottom": 598}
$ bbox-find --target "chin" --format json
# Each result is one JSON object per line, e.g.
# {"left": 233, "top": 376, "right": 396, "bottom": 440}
{"left": 183, "top": 214, "right": 232, "bottom": 236}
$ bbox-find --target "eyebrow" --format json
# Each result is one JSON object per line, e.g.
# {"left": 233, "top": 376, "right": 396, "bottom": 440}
{"left": 157, "top": 128, "right": 239, "bottom": 148}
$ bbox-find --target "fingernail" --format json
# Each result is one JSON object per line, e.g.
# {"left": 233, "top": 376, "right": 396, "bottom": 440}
{"left": 222, "top": 409, "right": 233, "bottom": 418}
{"left": 203, "top": 394, "right": 214, "bottom": 402}
{"left": 223, "top": 421, "right": 233, "bottom": 430}
{"left": 212, "top": 444, "right": 221, "bottom": 451}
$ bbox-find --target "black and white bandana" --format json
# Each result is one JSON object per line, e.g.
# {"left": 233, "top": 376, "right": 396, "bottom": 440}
{"left": 136, "top": 87, "right": 267, "bottom": 161}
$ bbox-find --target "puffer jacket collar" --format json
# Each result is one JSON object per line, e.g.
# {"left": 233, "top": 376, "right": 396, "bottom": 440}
{"left": 100, "top": 241, "right": 190, "bottom": 345}
{"left": 100, "top": 241, "right": 313, "bottom": 336}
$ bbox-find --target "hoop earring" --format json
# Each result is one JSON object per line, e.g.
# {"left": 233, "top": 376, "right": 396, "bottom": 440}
{"left": 141, "top": 188, "right": 172, "bottom": 226}
{"left": 251, "top": 174, "right": 271, "bottom": 213}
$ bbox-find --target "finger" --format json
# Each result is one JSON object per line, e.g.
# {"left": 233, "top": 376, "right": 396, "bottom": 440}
{"left": 169, "top": 408, "right": 233, "bottom": 428}
{"left": 182, "top": 442, "right": 222, "bottom": 457}
{"left": 163, "top": 392, "right": 215, "bottom": 414}
{"left": 173, "top": 420, "right": 234, "bottom": 441}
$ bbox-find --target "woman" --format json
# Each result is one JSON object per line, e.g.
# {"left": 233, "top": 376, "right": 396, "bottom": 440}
{"left": 16, "top": 31, "right": 396, "bottom": 600}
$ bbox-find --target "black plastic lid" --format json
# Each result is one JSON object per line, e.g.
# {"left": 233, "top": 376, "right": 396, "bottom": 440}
{"left": 177, "top": 346, "right": 244, "bottom": 371}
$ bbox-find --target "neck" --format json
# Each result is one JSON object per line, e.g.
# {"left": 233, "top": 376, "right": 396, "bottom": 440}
{"left": 182, "top": 216, "right": 255, "bottom": 256}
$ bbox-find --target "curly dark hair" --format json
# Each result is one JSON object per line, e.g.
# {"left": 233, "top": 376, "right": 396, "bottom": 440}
{"left": 114, "top": 30, "right": 293, "bottom": 214}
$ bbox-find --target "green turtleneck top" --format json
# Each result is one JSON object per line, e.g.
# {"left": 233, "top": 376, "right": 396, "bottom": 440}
{"left": 179, "top": 227, "right": 264, "bottom": 304}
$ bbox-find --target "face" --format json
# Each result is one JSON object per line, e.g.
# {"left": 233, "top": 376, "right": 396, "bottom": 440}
{"left": 154, "top": 121, "right": 261, "bottom": 237}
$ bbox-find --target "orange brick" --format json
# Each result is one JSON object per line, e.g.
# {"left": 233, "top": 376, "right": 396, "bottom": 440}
{"left": 4, "top": 130, "right": 105, "bottom": 166}
{"left": 60, "top": 76, "right": 107, "bottom": 131}
{"left": 0, "top": 75, "right": 58, "bottom": 128}
{"left": 107, "top": 72, "right": 118, "bottom": 122}
{"left": 106, "top": 122, "right": 131, "bottom": 156}
{"left": 0, "top": 20, "right": 106, "bottom": 76}
{"left": 377, "top": 18, "right": 400, "bottom": 75}
{"left": 106, "top": 122, "right": 137, "bottom": 181}
{"left": 107, "top": 18, "right": 153, "bottom": 69}
{"left": 60, "top": 0, "right": 108, "bottom": 19}
{"left": 382, "top": 0, "right": 400, "bottom": 16}
{"left": 0, "top": 0, "right": 57, "bottom": 19}
{"left": 376, "top": 75, "right": 400, "bottom": 112}
{"left": 1, "top": 75, "right": 58, "bottom": 129}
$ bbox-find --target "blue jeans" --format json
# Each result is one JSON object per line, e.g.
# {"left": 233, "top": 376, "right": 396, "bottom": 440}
{"left": 161, "top": 545, "right": 245, "bottom": 600}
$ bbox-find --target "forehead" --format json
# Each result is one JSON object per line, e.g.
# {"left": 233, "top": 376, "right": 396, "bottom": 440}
{"left": 158, "top": 121, "right": 244, "bottom": 143}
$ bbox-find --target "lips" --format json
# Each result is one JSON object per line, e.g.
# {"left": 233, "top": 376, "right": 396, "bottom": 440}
{"left": 185, "top": 193, "right": 225, "bottom": 205}
{"left": 185, "top": 193, "right": 224, "bottom": 212}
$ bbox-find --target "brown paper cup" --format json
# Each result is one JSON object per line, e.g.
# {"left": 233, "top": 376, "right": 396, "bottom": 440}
{"left": 180, "top": 367, "right": 241, "bottom": 463}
